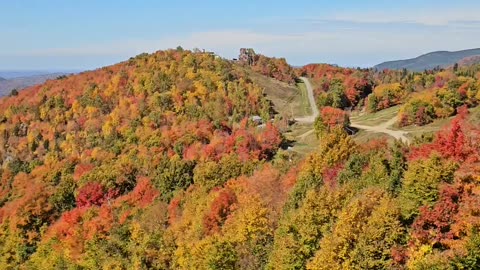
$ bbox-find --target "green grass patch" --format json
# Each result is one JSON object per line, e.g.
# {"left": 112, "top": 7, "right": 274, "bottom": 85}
{"left": 352, "top": 130, "right": 394, "bottom": 144}
{"left": 245, "top": 69, "right": 307, "bottom": 118}
{"left": 283, "top": 123, "right": 317, "bottom": 157}
{"left": 296, "top": 82, "right": 312, "bottom": 117}
{"left": 350, "top": 106, "right": 400, "bottom": 126}
{"left": 290, "top": 132, "right": 318, "bottom": 156}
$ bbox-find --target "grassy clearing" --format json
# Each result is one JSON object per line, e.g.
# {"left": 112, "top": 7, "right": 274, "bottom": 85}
{"left": 283, "top": 123, "right": 317, "bottom": 157}
{"left": 468, "top": 106, "right": 480, "bottom": 125}
{"left": 285, "top": 123, "right": 314, "bottom": 138}
{"left": 247, "top": 71, "right": 307, "bottom": 118}
{"left": 291, "top": 136, "right": 318, "bottom": 156}
{"left": 350, "top": 106, "right": 400, "bottom": 126}
{"left": 296, "top": 82, "right": 312, "bottom": 117}
{"left": 398, "top": 118, "right": 451, "bottom": 139}
{"left": 290, "top": 134, "right": 318, "bottom": 156}
{"left": 352, "top": 130, "right": 394, "bottom": 144}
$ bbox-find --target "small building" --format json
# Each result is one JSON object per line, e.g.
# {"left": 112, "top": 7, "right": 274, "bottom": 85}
{"left": 251, "top": 115, "right": 263, "bottom": 125}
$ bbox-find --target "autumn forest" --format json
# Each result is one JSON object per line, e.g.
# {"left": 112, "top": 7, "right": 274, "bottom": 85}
{"left": 0, "top": 48, "right": 480, "bottom": 270}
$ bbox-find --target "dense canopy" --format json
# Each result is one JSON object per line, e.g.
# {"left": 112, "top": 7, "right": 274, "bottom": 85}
{"left": 0, "top": 49, "right": 480, "bottom": 269}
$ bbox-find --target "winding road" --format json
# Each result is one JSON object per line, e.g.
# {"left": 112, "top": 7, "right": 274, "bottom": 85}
{"left": 295, "top": 77, "right": 319, "bottom": 123}
{"left": 293, "top": 76, "right": 410, "bottom": 143}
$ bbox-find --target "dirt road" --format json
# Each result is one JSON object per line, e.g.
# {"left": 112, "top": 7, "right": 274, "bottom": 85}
{"left": 350, "top": 116, "right": 410, "bottom": 143}
{"left": 292, "top": 76, "right": 409, "bottom": 144}
{"left": 295, "top": 77, "right": 319, "bottom": 123}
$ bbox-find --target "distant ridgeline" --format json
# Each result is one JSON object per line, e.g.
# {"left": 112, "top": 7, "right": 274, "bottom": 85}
{"left": 0, "top": 72, "right": 71, "bottom": 97}
{"left": 375, "top": 48, "right": 480, "bottom": 71}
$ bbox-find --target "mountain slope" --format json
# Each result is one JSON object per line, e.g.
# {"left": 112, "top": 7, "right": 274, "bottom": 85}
{"left": 375, "top": 48, "right": 480, "bottom": 71}
{"left": 0, "top": 49, "right": 284, "bottom": 268}
{"left": 1, "top": 49, "right": 480, "bottom": 269}
{"left": 457, "top": 55, "right": 480, "bottom": 68}
{"left": 0, "top": 77, "right": 5, "bottom": 81}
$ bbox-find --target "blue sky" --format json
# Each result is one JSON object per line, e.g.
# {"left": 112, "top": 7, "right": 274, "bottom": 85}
{"left": 1, "top": 0, "right": 480, "bottom": 70}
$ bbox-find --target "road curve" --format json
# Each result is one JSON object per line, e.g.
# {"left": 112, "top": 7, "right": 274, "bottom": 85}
{"left": 291, "top": 76, "right": 409, "bottom": 143}
{"left": 350, "top": 115, "right": 410, "bottom": 143}
{"left": 295, "top": 77, "right": 319, "bottom": 123}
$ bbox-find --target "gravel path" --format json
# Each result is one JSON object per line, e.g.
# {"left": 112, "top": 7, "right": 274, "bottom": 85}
{"left": 350, "top": 115, "right": 410, "bottom": 143}
{"left": 295, "top": 77, "right": 319, "bottom": 123}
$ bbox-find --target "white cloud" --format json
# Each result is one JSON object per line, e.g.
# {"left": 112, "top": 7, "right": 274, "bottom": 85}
{"left": 2, "top": 4, "right": 480, "bottom": 69}
{"left": 3, "top": 15, "right": 480, "bottom": 68}
{"left": 328, "top": 8, "right": 480, "bottom": 26}
{"left": 6, "top": 30, "right": 335, "bottom": 59}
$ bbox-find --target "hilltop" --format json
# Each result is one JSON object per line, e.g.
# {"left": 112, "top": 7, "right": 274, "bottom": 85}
{"left": 0, "top": 49, "right": 287, "bottom": 268}
{"left": 375, "top": 48, "right": 480, "bottom": 71}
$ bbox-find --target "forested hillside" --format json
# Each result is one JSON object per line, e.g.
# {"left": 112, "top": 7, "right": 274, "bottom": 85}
{"left": 0, "top": 49, "right": 480, "bottom": 269}
{"left": 0, "top": 49, "right": 284, "bottom": 268}
{"left": 300, "top": 63, "right": 480, "bottom": 128}
{"left": 299, "top": 64, "right": 373, "bottom": 110}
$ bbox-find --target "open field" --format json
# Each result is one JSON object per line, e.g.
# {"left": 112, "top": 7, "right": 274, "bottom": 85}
{"left": 283, "top": 123, "right": 317, "bottom": 157}
{"left": 352, "top": 130, "right": 395, "bottom": 144}
{"left": 247, "top": 71, "right": 309, "bottom": 118}
{"left": 253, "top": 76, "right": 318, "bottom": 156}
{"left": 350, "top": 106, "right": 400, "bottom": 126}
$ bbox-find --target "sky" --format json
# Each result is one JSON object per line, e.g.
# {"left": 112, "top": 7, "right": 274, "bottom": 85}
{"left": 1, "top": 0, "right": 480, "bottom": 70}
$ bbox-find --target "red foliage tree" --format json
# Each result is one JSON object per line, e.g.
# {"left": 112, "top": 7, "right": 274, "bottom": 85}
{"left": 125, "top": 177, "right": 159, "bottom": 207}
{"left": 258, "top": 122, "right": 282, "bottom": 159}
{"left": 322, "top": 164, "right": 343, "bottom": 188}
{"left": 168, "top": 197, "right": 182, "bottom": 225}
{"left": 203, "top": 188, "right": 237, "bottom": 234}
{"left": 411, "top": 185, "right": 461, "bottom": 247}
{"left": 76, "top": 182, "right": 106, "bottom": 208}
{"left": 316, "top": 107, "right": 350, "bottom": 133}
{"left": 73, "top": 163, "right": 95, "bottom": 181}
{"left": 436, "top": 119, "right": 467, "bottom": 160}
{"left": 322, "top": 107, "right": 350, "bottom": 127}
{"left": 415, "top": 107, "right": 428, "bottom": 126}
{"left": 409, "top": 108, "right": 477, "bottom": 162}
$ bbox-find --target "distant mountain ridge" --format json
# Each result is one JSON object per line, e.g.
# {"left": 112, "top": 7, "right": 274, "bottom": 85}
{"left": 0, "top": 70, "right": 80, "bottom": 79}
{"left": 0, "top": 73, "right": 69, "bottom": 96}
{"left": 375, "top": 48, "right": 480, "bottom": 71}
